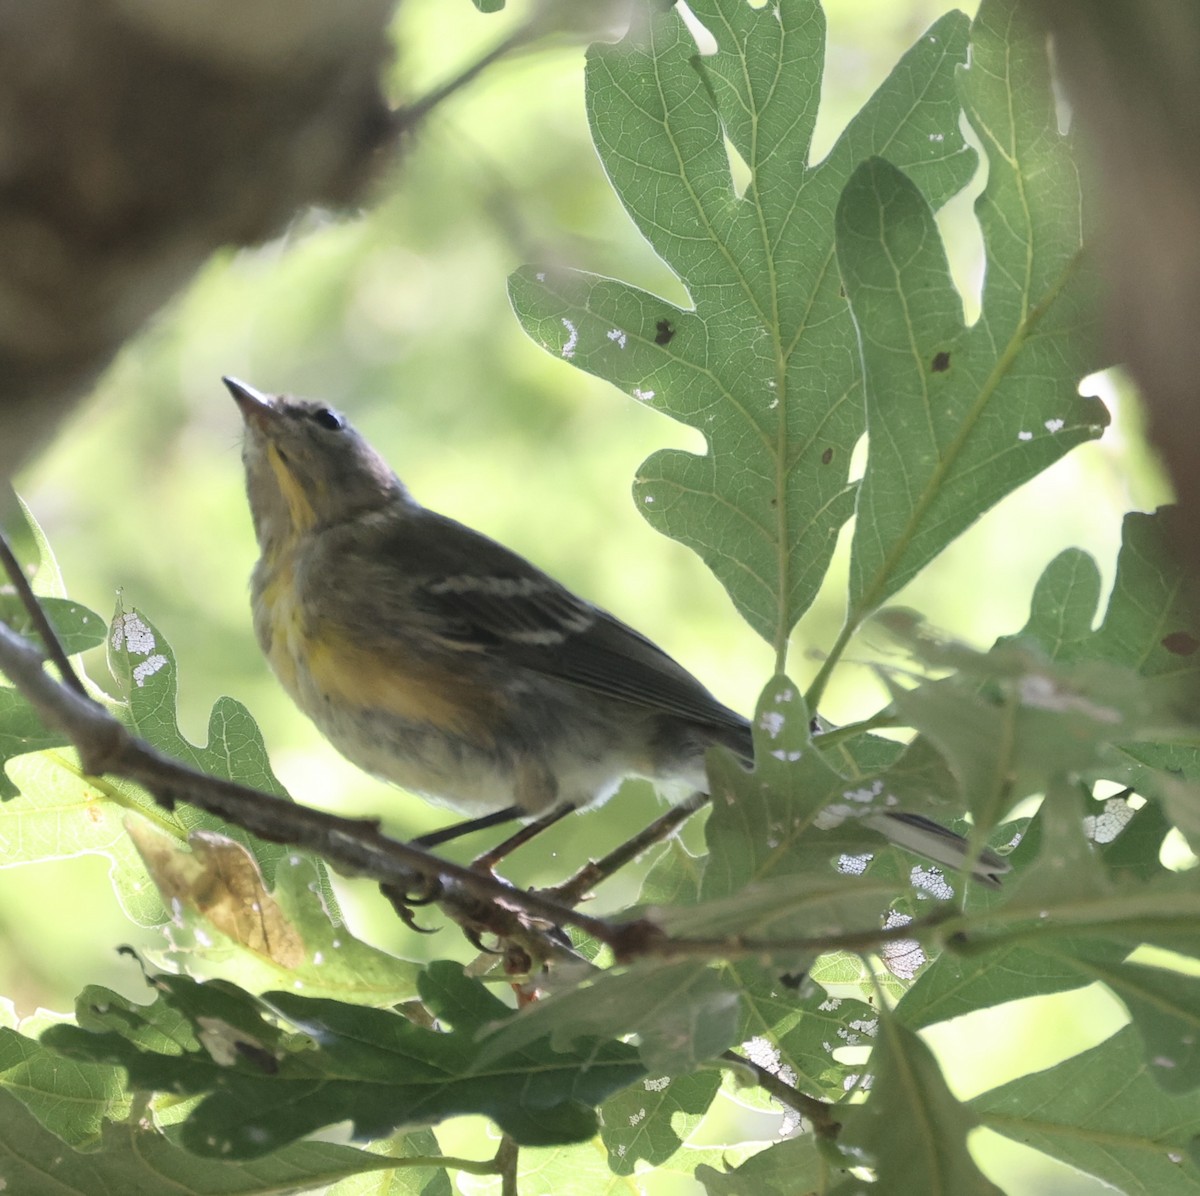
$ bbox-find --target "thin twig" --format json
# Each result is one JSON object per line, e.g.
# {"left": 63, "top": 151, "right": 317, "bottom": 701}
{"left": 811, "top": 709, "right": 899, "bottom": 749}
{"left": 393, "top": 22, "right": 539, "bottom": 135}
{"left": 0, "top": 616, "right": 615, "bottom": 937}
{"left": 0, "top": 538, "right": 957, "bottom": 968}
{"left": 0, "top": 533, "right": 87, "bottom": 696}
{"left": 718, "top": 1049, "right": 840, "bottom": 1139}
{"left": 548, "top": 791, "right": 709, "bottom": 906}
{"left": 494, "top": 1135, "right": 520, "bottom": 1196}
{"left": 602, "top": 909, "right": 952, "bottom": 964}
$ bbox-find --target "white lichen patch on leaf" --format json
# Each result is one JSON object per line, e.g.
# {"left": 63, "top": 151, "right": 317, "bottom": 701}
{"left": 758, "top": 711, "right": 785, "bottom": 739}
{"left": 110, "top": 611, "right": 156, "bottom": 656}
{"left": 561, "top": 318, "right": 578, "bottom": 358}
{"left": 836, "top": 853, "right": 872, "bottom": 876}
{"left": 132, "top": 654, "right": 168, "bottom": 687}
{"left": 1084, "top": 796, "right": 1136, "bottom": 843}
{"left": 880, "top": 910, "right": 926, "bottom": 980}
{"left": 910, "top": 865, "right": 954, "bottom": 900}
{"left": 742, "top": 1035, "right": 780, "bottom": 1071}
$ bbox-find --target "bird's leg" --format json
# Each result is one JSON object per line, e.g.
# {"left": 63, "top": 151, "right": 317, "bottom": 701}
{"left": 410, "top": 805, "right": 524, "bottom": 849}
{"left": 397, "top": 806, "right": 525, "bottom": 905}
{"left": 469, "top": 803, "right": 577, "bottom": 873}
{"left": 547, "top": 790, "right": 710, "bottom": 906}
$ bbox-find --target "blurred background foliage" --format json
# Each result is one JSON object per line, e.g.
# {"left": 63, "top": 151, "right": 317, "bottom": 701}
{"left": 2, "top": 1, "right": 1172, "bottom": 1190}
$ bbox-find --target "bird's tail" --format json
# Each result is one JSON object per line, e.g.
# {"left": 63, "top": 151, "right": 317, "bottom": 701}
{"left": 867, "top": 810, "right": 1009, "bottom": 888}
{"left": 719, "top": 719, "right": 1010, "bottom": 888}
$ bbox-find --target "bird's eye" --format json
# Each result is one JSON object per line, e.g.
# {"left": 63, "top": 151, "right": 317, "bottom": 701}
{"left": 311, "top": 407, "right": 344, "bottom": 431}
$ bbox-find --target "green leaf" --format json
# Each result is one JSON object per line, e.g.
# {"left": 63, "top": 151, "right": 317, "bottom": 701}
{"left": 880, "top": 620, "right": 1192, "bottom": 847}
{"left": 153, "top": 847, "right": 421, "bottom": 1005}
{"left": 729, "top": 965, "right": 879, "bottom": 1100}
{"left": 106, "top": 602, "right": 335, "bottom": 904}
{"left": 835, "top": 153, "right": 1104, "bottom": 618}
{"left": 896, "top": 802, "right": 1169, "bottom": 1030}
{"left": 474, "top": 960, "right": 739, "bottom": 1075}
{"left": 326, "top": 1128, "right": 452, "bottom": 1196}
{"left": 582, "top": 838, "right": 724, "bottom": 1175}
{"left": 0, "top": 594, "right": 106, "bottom": 657}
{"left": 0, "top": 499, "right": 108, "bottom": 796}
{"left": 839, "top": 1010, "right": 1003, "bottom": 1195}
{"left": 511, "top": 1, "right": 976, "bottom": 647}
{"left": 659, "top": 870, "right": 904, "bottom": 948}
{"left": 972, "top": 1025, "right": 1200, "bottom": 1195}
{"left": 883, "top": 507, "right": 1200, "bottom": 862}
{"left": 107, "top": 603, "right": 287, "bottom": 811}
{"left": 697, "top": 1135, "right": 825, "bottom": 1194}
{"left": 1011, "top": 510, "right": 1200, "bottom": 704}
{"left": 0, "top": 686, "right": 73, "bottom": 800}
{"left": 1011, "top": 546, "right": 1106, "bottom": 660}
{"left": 0, "top": 586, "right": 105, "bottom": 797}
{"left": 0, "top": 754, "right": 169, "bottom": 924}
{"left": 838, "top": 0, "right": 1106, "bottom": 629}
{"left": 1064, "top": 955, "right": 1200, "bottom": 1094}
{"left": 703, "top": 676, "right": 913, "bottom": 897}
{"left": 0, "top": 1023, "right": 129, "bottom": 1148}
{"left": 601, "top": 1070, "right": 722, "bottom": 1176}
{"left": 689, "top": 672, "right": 980, "bottom": 1086}
{"left": 0, "top": 1086, "right": 410, "bottom": 1195}
{"left": 1009, "top": 509, "right": 1200, "bottom": 852}
{"left": 45, "top": 962, "right": 645, "bottom": 1158}
{"left": 1, "top": 602, "right": 343, "bottom": 928}
{"left": 2, "top": 494, "right": 67, "bottom": 598}
{"left": 72, "top": 979, "right": 200, "bottom": 1051}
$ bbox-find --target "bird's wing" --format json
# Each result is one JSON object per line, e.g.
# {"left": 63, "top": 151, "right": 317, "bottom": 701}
{"left": 399, "top": 511, "right": 751, "bottom": 739}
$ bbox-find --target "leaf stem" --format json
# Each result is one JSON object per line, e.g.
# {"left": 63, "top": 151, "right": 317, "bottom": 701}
{"left": 495, "top": 1135, "right": 520, "bottom": 1196}
{"left": 399, "top": 1155, "right": 502, "bottom": 1177}
{"left": 811, "top": 708, "right": 899, "bottom": 749}
{"left": 804, "top": 617, "right": 860, "bottom": 711}
{"left": 0, "top": 530, "right": 86, "bottom": 696}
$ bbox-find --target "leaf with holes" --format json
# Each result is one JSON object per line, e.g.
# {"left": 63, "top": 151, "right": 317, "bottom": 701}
{"left": 836, "top": 0, "right": 1107, "bottom": 649}
{"left": 510, "top": 0, "right": 976, "bottom": 650}
{"left": 839, "top": 1010, "right": 1003, "bottom": 1194}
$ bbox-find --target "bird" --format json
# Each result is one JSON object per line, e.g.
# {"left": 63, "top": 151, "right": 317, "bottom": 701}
{"left": 225, "top": 375, "right": 1008, "bottom": 886}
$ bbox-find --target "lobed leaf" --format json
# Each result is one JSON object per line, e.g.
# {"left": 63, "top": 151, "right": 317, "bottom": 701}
{"left": 972, "top": 1025, "right": 1200, "bottom": 1195}
{"left": 839, "top": 0, "right": 1107, "bottom": 629}
{"left": 474, "top": 960, "right": 740, "bottom": 1076}
{"left": 45, "top": 962, "right": 645, "bottom": 1158}
{"left": 511, "top": 0, "right": 976, "bottom": 648}
{"left": 838, "top": 1009, "right": 1003, "bottom": 1194}
{"left": 0, "top": 1086, "right": 411, "bottom": 1196}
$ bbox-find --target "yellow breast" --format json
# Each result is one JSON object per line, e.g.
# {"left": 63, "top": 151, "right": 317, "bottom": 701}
{"left": 254, "top": 559, "right": 302, "bottom": 694}
{"left": 254, "top": 556, "right": 498, "bottom": 742}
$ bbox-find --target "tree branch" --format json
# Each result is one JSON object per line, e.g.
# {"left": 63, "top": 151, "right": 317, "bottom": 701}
{"left": 0, "top": 609, "right": 959, "bottom": 971}
{"left": 719, "top": 1049, "right": 840, "bottom": 1139}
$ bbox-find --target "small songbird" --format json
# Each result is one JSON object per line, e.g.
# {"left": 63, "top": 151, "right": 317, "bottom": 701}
{"left": 226, "top": 376, "right": 1007, "bottom": 884}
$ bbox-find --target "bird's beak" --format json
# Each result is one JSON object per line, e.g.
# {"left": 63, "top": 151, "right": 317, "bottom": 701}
{"left": 223, "top": 376, "right": 277, "bottom": 428}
